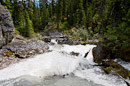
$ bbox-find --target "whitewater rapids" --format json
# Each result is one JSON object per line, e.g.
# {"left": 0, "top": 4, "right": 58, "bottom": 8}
{"left": 0, "top": 40, "right": 128, "bottom": 86}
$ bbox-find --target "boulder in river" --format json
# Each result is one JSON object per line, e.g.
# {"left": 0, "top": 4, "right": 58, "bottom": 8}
{"left": 92, "top": 44, "right": 114, "bottom": 63}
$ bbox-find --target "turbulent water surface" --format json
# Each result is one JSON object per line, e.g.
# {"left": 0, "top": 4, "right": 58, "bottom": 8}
{"left": 0, "top": 39, "right": 128, "bottom": 86}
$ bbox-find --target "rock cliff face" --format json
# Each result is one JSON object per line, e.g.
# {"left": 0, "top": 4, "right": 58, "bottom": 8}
{"left": 0, "top": 5, "right": 14, "bottom": 48}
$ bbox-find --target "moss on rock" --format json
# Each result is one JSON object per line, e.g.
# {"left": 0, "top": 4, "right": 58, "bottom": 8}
{"left": 0, "top": 49, "right": 14, "bottom": 57}
{"left": 102, "top": 61, "right": 130, "bottom": 78}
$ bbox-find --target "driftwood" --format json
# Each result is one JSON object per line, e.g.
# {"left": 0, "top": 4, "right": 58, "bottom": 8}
{"left": 84, "top": 49, "right": 91, "bottom": 58}
{"left": 115, "top": 73, "right": 130, "bottom": 86}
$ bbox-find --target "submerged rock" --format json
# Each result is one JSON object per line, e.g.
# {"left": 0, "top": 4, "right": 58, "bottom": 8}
{"left": 70, "top": 51, "right": 79, "bottom": 56}
{"left": 0, "top": 5, "right": 14, "bottom": 48}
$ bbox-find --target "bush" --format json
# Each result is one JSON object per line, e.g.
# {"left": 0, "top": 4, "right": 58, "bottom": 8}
{"left": 78, "top": 28, "right": 88, "bottom": 41}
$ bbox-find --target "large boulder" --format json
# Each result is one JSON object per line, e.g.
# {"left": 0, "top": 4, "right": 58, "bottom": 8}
{"left": 92, "top": 44, "right": 114, "bottom": 63}
{"left": 0, "top": 5, "right": 14, "bottom": 48}
{"left": 92, "top": 43, "right": 130, "bottom": 62}
{"left": 3, "top": 40, "right": 49, "bottom": 58}
{"left": 0, "top": 39, "right": 49, "bottom": 69}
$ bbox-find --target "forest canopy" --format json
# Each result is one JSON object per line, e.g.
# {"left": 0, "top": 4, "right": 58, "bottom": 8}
{"left": 0, "top": 0, "right": 130, "bottom": 52}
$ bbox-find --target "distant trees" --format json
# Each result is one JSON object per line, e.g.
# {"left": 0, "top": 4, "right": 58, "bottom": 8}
{"left": 1, "top": 0, "right": 130, "bottom": 48}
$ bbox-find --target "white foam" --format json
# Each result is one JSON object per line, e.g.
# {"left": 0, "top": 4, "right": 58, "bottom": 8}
{"left": 74, "top": 67, "right": 126, "bottom": 86}
{"left": 0, "top": 51, "right": 82, "bottom": 81}
{"left": 115, "top": 59, "right": 130, "bottom": 71}
{"left": 51, "top": 39, "right": 58, "bottom": 44}
{"left": 0, "top": 44, "right": 127, "bottom": 86}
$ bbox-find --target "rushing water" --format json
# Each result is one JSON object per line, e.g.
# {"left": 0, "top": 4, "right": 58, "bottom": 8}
{"left": 114, "top": 59, "right": 130, "bottom": 71}
{"left": 0, "top": 39, "right": 128, "bottom": 86}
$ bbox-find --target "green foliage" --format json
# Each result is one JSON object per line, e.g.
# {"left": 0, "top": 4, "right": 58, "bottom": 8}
{"left": 78, "top": 28, "right": 88, "bottom": 41}
{"left": 41, "top": 0, "right": 49, "bottom": 29}
{"left": 2, "top": 0, "right": 130, "bottom": 56}
{"left": 27, "top": 0, "right": 34, "bottom": 20}
{"left": 15, "top": 26, "right": 24, "bottom": 35}
{"left": 24, "top": 10, "right": 35, "bottom": 37}
{"left": 0, "top": 20, "right": 2, "bottom": 25}
{"left": 93, "top": 14, "right": 99, "bottom": 23}
{"left": 63, "top": 21, "right": 70, "bottom": 29}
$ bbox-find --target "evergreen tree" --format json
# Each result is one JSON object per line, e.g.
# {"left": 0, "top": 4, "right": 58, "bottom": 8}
{"left": 79, "top": 0, "right": 86, "bottom": 26}
{"left": 41, "top": 0, "right": 48, "bottom": 29}
{"left": 27, "top": 0, "right": 34, "bottom": 21}
{"left": 12, "top": 0, "right": 19, "bottom": 25}
{"left": 24, "top": 10, "right": 35, "bottom": 37}
{"left": 49, "top": 3, "right": 52, "bottom": 18}
{"left": 56, "top": 0, "right": 62, "bottom": 29}
{"left": 17, "top": 1, "right": 25, "bottom": 26}
{"left": 51, "top": 0, "right": 55, "bottom": 16}
{"left": 33, "top": 2, "right": 41, "bottom": 31}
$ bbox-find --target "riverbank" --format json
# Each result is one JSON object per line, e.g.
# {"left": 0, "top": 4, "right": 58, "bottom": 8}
{"left": 0, "top": 37, "right": 49, "bottom": 70}
{"left": 0, "top": 43, "right": 128, "bottom": 86}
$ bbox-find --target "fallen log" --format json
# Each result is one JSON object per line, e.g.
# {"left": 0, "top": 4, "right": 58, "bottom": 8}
{"left": 116, "top": 72, "right": 130, "bottom": 86}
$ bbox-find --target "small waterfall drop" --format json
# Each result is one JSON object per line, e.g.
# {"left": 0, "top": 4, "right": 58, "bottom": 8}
{"left": 0, "top": 40, "right": 128, "bottom": 86}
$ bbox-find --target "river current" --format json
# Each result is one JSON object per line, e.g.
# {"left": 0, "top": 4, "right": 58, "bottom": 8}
{"left": 0, "top": 39, "right": 128, "bottom": 86}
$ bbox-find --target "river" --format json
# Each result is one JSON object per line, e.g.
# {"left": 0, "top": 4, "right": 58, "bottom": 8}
{"left": 0, "top": 39, "right": 128, "bottom": 86}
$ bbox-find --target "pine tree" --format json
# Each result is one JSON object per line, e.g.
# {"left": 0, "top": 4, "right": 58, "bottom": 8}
{"left": 41, "top": 0, "right": 48, "bottom": 29}
{"left": 27, "top": 0, "right": 34, "bottom": 21}
{"left": 49, "top": 3, "right": 52, "bottom": 18}
{"left": 79, "top": 0, "right": 86, "bottom": 26}
{"left": 12, "top": 0, "right": 19, "bottom": 25}
{"left": 24, "top": 10, "right": 35, "bottom": 37}
{"left": 33, "top": 1, "right": 41, "bottom": 31}
{"left": 17, "top": 1, "right": 25, "bottom": 26}
{"left": 56, "top": 0, "right": 63, "bottom": 29}
{"left": 51, "top": 0, "right": 55, "bottom": 16}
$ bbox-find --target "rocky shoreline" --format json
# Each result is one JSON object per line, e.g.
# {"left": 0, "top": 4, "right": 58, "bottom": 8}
{"left": 0, "top": 39, "right": 49, "bottom": 69}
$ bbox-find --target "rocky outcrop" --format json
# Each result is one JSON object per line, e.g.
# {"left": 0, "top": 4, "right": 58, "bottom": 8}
{"left": 0, "top": 39, "right": 49, "bottom": 69}
{"left": 92, "top": 43, "right": 130, "bottom": 62}
{"left": 0, "top": 5, "right": 14, "bottom": 48}
{"left": 92, "top": 44, "right": 114, "bottom": 63}
{"left": 92, "top": 43, "right": 130, "bottom": 79}
{"left": 102, "top": 61, "right": 130, "bottom": 79}
{"left": 3, "top": 40, "right": 49, "bottom": 58}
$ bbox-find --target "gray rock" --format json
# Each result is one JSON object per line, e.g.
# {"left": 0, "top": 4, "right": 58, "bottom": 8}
{"left": 0, "top": 5, "right": 14, "bottom": 48}
{"left": 0, "top": 39, "right": 49, "bottom": 69}
{"left": 92, "top": 44, "right": 112, "bottom": 63}
{"left": 3, "top": 40, "right": 49, "bottom": 58}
